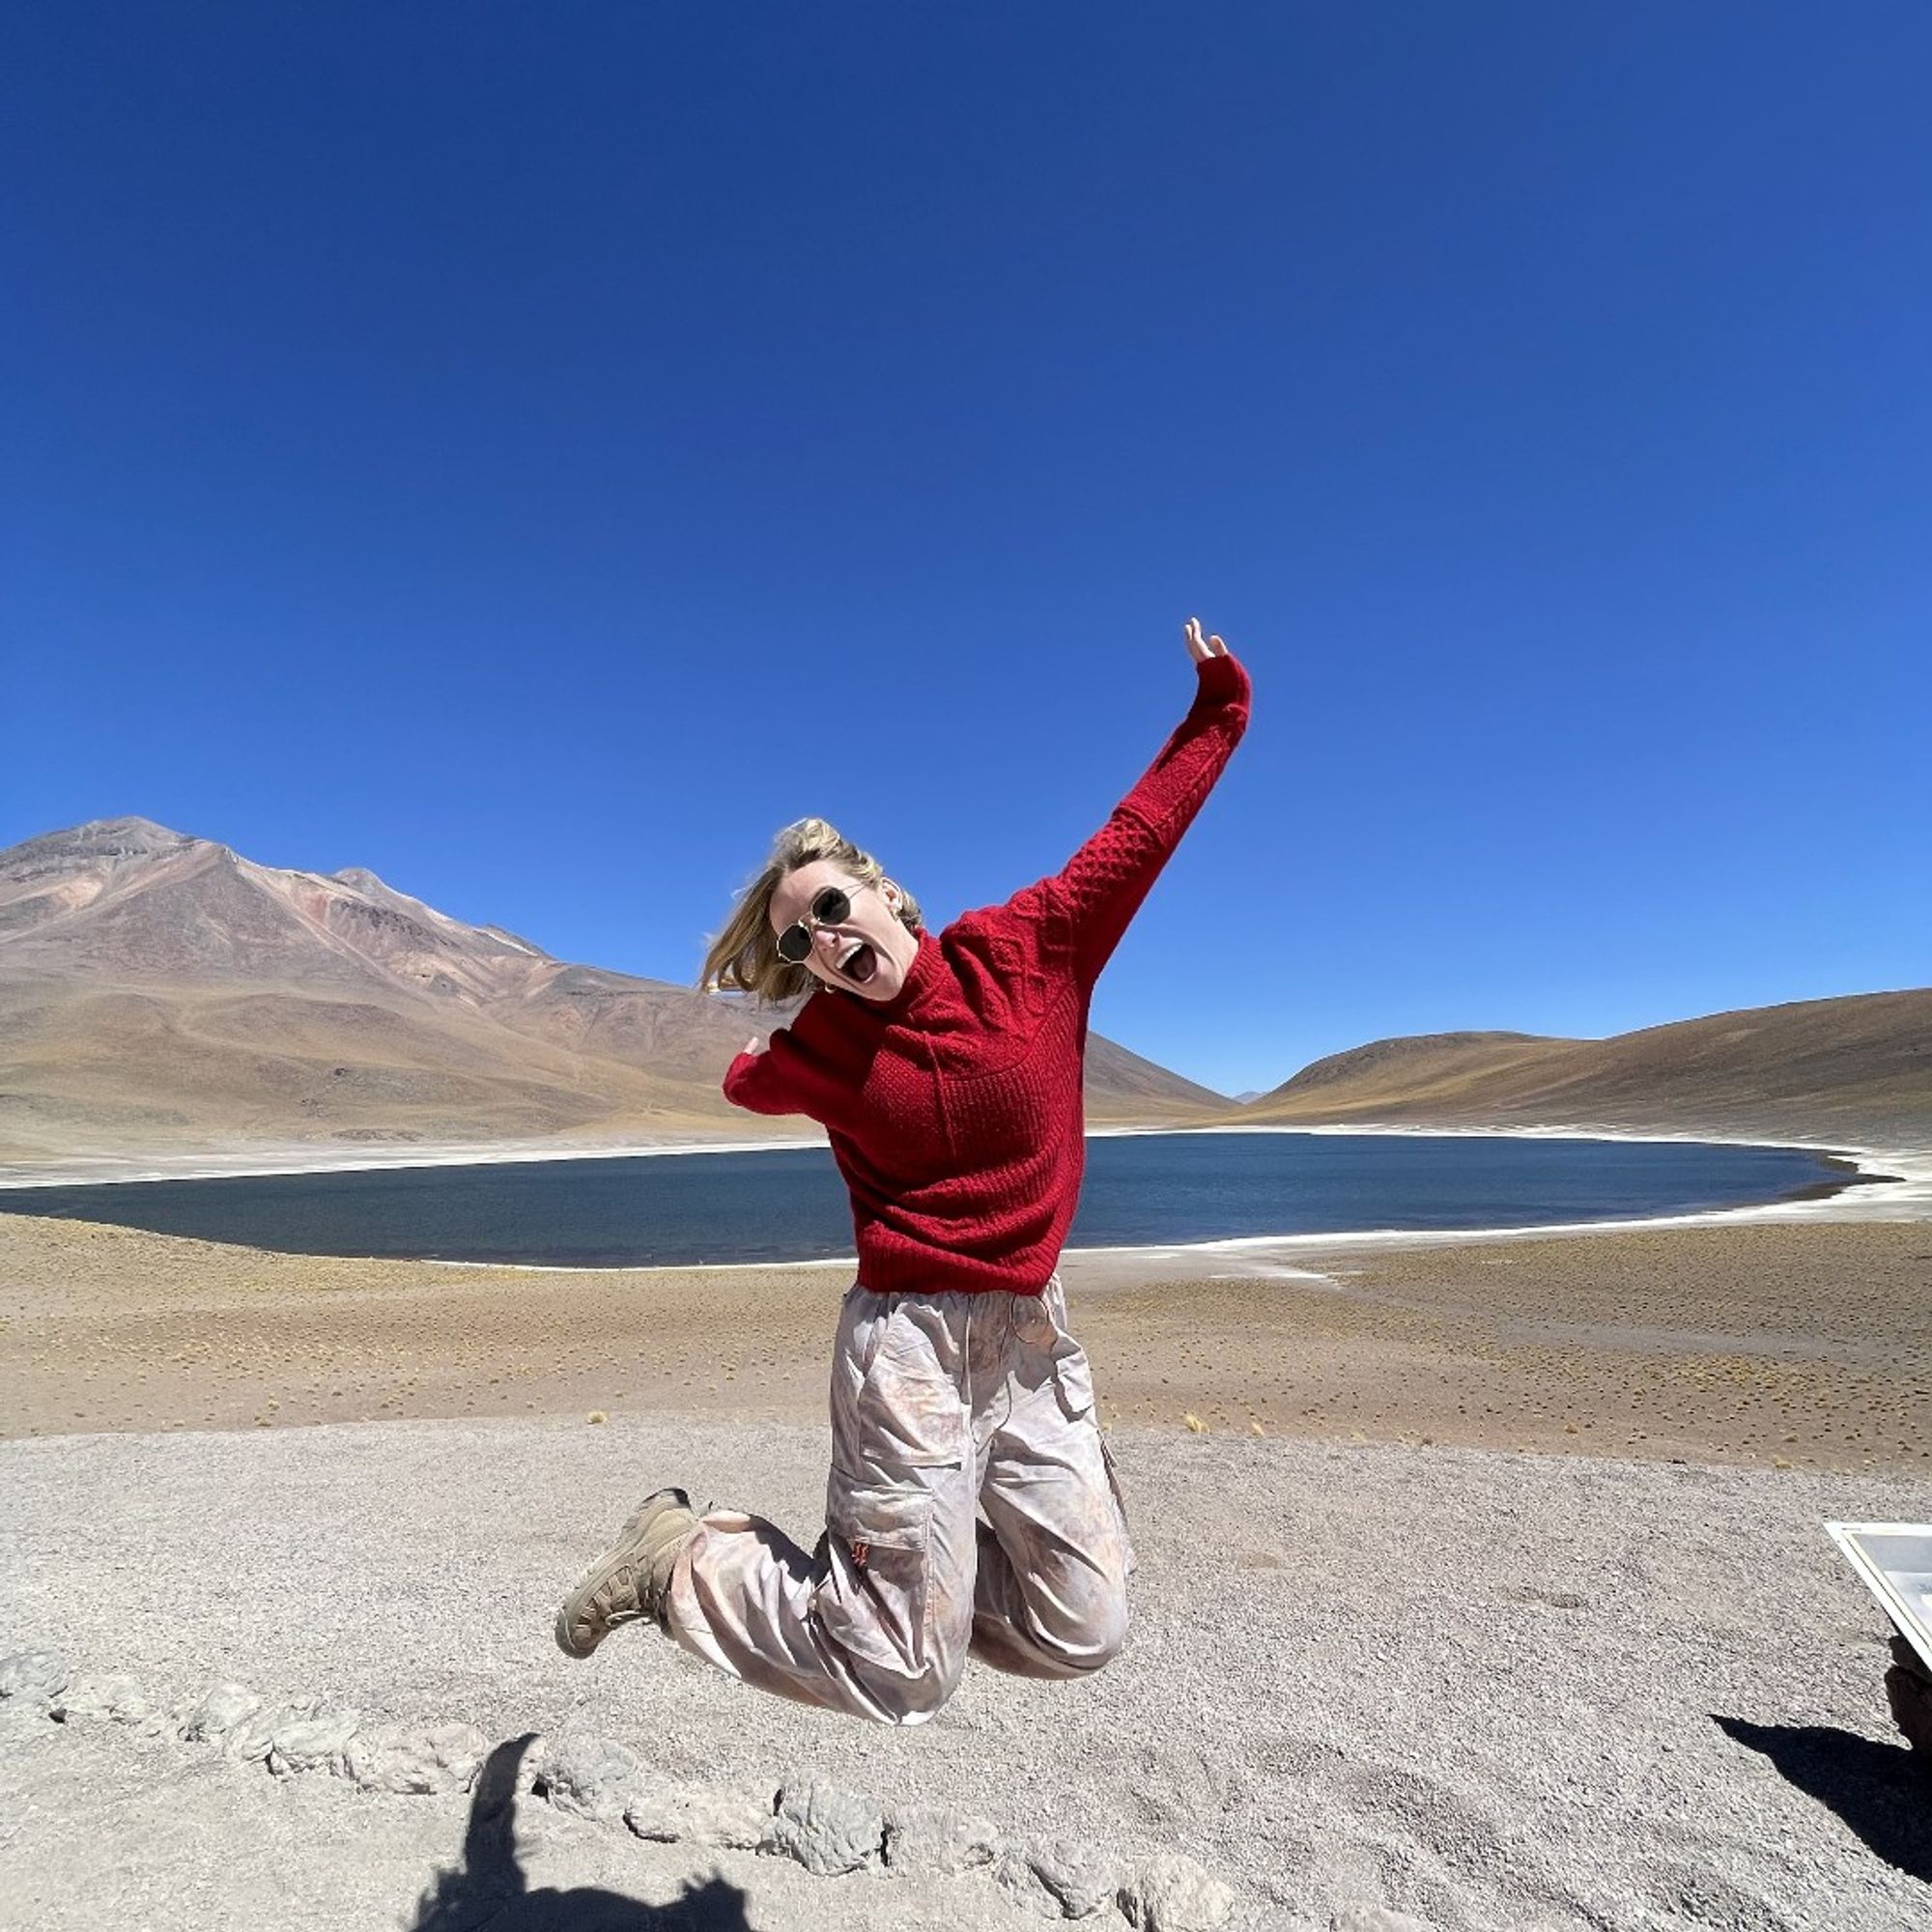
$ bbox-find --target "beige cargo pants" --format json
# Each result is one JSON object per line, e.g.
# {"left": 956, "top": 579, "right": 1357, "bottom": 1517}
{"left": 664, "top": 1271, "right": 1136, "bottom": 1726}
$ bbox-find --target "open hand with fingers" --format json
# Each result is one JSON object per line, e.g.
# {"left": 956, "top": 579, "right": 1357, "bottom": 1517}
{"left": 1183, "top": 615, "right": 1230, "bottom": 664}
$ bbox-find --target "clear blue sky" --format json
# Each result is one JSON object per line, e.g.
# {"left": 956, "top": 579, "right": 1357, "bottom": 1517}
{"left": 4, "top": 5, "right": 1927, "bottom": 1096}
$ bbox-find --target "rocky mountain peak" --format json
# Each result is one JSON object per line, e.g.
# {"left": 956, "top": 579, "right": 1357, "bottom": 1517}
{"left": 0, "top": 816, "right": 205, "bottom": 883}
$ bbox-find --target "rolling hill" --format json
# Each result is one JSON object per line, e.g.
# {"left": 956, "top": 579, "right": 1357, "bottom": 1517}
{"left": 1228, "top": 995, "right": 1929, "bottom": 1144}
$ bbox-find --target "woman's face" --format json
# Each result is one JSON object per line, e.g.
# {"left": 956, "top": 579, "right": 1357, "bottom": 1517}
{"left": 768, "top": 861, "right": 919, "bottom": 1001}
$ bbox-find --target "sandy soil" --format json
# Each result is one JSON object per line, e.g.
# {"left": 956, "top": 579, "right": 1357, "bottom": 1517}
{"left": 2, "top": 1212, "right": 1929, "bottom": 1477}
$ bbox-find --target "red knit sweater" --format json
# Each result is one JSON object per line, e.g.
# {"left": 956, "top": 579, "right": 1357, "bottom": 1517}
{"left": 723, "top": 650, "right": 1253, "bottom": 1295}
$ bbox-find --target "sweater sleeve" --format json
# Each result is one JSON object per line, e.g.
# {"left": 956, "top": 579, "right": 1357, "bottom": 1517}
{"left": 1020, "top": 650, "right": 1252, "bottom": 991}
{"left": 722, "top": 1029, "right": 811, "bottom": 1116}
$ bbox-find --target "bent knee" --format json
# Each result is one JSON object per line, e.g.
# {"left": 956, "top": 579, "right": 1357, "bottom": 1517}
{"left": 851, "top": 1645, "right": 968, "bottom": 1725}
{"left": 1037, "top": 1577, "right": 1130, "bottom": 1677}
{"left": 1065, "top": 1598, "right": 1129, "bottom": 1675}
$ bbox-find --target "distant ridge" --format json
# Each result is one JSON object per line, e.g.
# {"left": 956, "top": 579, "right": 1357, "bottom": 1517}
{"left": 0, "top": 818, "right": 1229, "bottom": 1165}
{"left": 1220, "top": 993, "right": 1930, "bottom": 1145}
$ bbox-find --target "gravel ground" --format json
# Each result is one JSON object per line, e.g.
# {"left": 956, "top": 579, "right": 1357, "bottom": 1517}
{"left": 4, "top": 1417, "right": 1932, "bottom": 1930}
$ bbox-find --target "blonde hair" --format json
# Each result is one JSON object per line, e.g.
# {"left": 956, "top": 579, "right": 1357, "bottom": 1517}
{"left": 696, "top": 816, "right": 925, "bottom": 1009}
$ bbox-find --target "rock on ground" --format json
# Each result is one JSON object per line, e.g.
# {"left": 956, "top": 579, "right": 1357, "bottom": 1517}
{"left": 267, "top": 1708, "right": 361, "bottom": 1778}
{"left": 1122, "top": 1851, "right": 1238, "bottom": 1931}
{"left": 625, "top": 1777, "right": 777, "bottom": 1850}
{"left": 177, "top": 1681, "right": 263, "bottom": 1743}
{"left": 536, "top": 1730, "right": 643, "bottom": 1821}
{"left": 768, "top": 1777, "right": 886, "bottom": 1875}
{"left": 885, "top": 1801, "right": 1004, "bottom": 1876}
{"left": 343, "top": 1721, "right": 488, "bottom": 1796}
{"left": 0, "top": 1651, "right": 68, "bottom": 1702}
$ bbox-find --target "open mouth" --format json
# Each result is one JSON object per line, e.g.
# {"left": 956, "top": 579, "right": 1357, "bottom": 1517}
{"left": 837, "top": 941, "right": 878, "bottom": 984}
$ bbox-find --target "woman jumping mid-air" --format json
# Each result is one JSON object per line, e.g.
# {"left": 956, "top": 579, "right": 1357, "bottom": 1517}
{"left": 555, "top": 617, "right": 1253, "bottom": 1725}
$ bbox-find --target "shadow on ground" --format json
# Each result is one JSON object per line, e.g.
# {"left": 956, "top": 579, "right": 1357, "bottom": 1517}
{"left": 1714, "top": 1714, "right": 1932, "bottom": 1887}
{"left": 412, "top": 1737, "right": 753, "bottom": 1931}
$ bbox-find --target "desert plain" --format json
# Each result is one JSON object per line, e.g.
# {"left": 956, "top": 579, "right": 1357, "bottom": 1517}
{"left": 3, "top": 1202, "right": 1931, "bottom": 1476}
{"left": 3, "top": 1141, "right": 1932, "bottom": 1931}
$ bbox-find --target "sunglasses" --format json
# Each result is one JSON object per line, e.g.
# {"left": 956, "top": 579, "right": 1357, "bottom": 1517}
{"left": 776, "top": 884, "right": 861, "bottom": 965}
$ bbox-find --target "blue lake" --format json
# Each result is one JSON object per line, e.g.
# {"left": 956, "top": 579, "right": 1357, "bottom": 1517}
{"left": 0, "top": 1131, "right": 1857, "bottom": 1267}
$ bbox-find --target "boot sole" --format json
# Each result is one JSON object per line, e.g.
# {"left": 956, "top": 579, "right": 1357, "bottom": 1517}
{"left": 554, "top": 1487, "right": 696, "bottom": 1660}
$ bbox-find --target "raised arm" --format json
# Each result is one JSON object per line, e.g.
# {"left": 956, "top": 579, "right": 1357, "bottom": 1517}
{"left": 1012, "top": 619, "right": 1252, "bottom": 993}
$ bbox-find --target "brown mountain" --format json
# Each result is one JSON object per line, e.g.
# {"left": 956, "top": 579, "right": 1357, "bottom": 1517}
{"left": 0, "top": 818, "right": 1228, "bottom": 1165}
{"left": 4, "top": 819, "right": 1920, "bottom": 1171}
{"left": 1216, "top": 993, "right": 1931, "bottom": 1146}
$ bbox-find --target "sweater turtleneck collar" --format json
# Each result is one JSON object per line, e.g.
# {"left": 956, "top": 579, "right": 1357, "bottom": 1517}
{"left": 829, "top": 922, "right": 941, "bottom": 1021}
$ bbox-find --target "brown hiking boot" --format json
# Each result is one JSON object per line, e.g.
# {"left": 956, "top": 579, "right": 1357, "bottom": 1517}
{"left": 554, "top": 1487, "right": 700, "bottom": 1659}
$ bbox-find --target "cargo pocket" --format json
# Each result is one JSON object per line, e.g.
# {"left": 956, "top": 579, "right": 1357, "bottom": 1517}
{"left": 1035, "top": 1276, "right": 1095, "bottom": 1424}
{"left": 1043, "top": 1320, "right": 1138, "bottom": 1580}
{"left": 835, "top": 1296, "right": 962, "bottom": 1472}
{"left": 815, "top": 1475, "right": 937, "bottom": 1676}
{"left": 831, "top": 1287, "right": 891, "bottom": 1393}
{"left": 1047, "top": 1341, "right": 1097, "bottom": 1422}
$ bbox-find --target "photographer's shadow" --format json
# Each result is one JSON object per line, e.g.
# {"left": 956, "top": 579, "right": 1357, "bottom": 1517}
{"left": 412, "top": 1736, "right": 753, "bottom": 1931}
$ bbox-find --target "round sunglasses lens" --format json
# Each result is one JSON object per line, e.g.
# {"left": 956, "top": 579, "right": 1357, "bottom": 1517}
{"left": 776, "top": 887, "right": 852, "bottom": 964}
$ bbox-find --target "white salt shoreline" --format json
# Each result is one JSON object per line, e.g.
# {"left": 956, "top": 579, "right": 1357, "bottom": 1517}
{"left": 0, "top": 1124, "right": 1925, "bottom": 1277}
{"left": 2, "top": 1117, "right": 1917, "bottom": 1187}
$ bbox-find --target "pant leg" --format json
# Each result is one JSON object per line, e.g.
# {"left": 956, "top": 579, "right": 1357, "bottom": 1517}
{"left": 664, "top": 1285, "right": 978, "bottom": 1726}
{"left": 971, "top": 1274, "right": 1136, "bottom": 1680}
